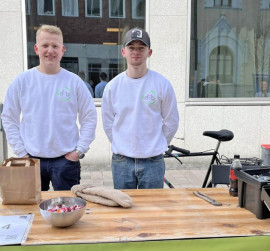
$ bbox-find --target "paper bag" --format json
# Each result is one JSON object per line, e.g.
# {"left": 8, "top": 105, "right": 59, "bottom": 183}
{"left": 0, "top": 158, "right": 41, "bottom": 205}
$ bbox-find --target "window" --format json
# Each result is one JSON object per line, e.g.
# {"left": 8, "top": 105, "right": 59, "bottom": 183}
{"left": 86, "top": 0, "right": 102, "bottom": 17}
{"left": 61, "top": 57, "right": 79, "bottom": 73}
{"left": 88, "top": 64, "right": 101, "bottom": 85}
{"left": 25, "top": 0, "right": 30, "bottom": 15}
{"left": 209, "top": 46, "right": 233, "bottom": 83}
{"left": 132, "top": 0, "right": 145, "bottom": 19}
{"left": 190, "top": 0, "right": 270, "bottom": 98}
{"left": 204, "top": 0, "right": 242, "bottom": 9}
{"left": 261, "top": 0, "right": 270, "bottom": 9}
{"left": 37, "top": 0, "right": 55, "bottom": 16}
{"left": 109, "top": 0, "right": 125, "bottom": 18}
{"left": 214, "top": 0, "right": 232, "bottom": 7}
{"left": 26, "top": 0, "right": 145, "bottom": 99}
{"left": 62, "top": 0, "right": 78, "bottom": 17}
{"left": 109, "top": 63, "right": 119, "bottom": 80}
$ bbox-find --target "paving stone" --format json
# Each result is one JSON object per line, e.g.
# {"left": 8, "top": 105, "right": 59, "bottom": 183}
{"left": 79, "top": 168, "right": 210, "bottom": 189}
{"left": 43, "top": 166, "right": 213, "bottom": 191}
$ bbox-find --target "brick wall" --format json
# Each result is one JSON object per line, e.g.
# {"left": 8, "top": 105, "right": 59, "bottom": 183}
{"left": 26, "top": 0, "right": 144, "bottom": 44}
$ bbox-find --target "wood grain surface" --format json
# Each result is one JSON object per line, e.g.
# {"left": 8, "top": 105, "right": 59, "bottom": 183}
{"left": 1, "top": 188, "right": 270, "bottom": 245}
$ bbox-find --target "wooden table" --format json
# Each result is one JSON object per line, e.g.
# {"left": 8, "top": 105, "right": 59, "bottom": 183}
{"left": 1, "top": 188, "right": 270, "bottom": 250}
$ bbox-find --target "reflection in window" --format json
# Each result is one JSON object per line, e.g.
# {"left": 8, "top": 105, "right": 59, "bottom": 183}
{"left": 209, "top": 46, "right": 233, "bottom": 83}
{"left": 214, "top": 0, "right": 232, "bottom": 7}
{"left": 26, "top": 0, "right": 145, "bottom": 98}
{"left": 37, "top": 0, "right": 55, "bottom": 16}
{"left": 261, "top": 0, "right": 270, "bottom": 9}
{"left": 61, "top": 57, "right": 79, "bottom": 73}
{"left": 62, "top": 0, "right": 78, "bottom": 17}
{"left": 110, "top": 0, "right": 125, "bottom": 18}
{"left": 132, "top": 0, "right": 145, "bottom": 19}
{"left": 190, "top": 0, "right": 270, "bottom": 98}
{"left": 25, "top": 0, "right": 30, "bottom": 15}
{"left": 88, "top": 64, "right": 101, "bottom": 85}
{"left": 204, "top": 0, "right": 242, "bottom": 9}
{"left": 109, "top": 63, "right": 119, "bottom": 80}
{"left": 86, "top": 0, "right": 102, "bottom": 17}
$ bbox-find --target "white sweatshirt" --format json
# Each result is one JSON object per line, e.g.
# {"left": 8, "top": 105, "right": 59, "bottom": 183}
{"left": 102, "top": 69, "right": 179, "bottom": 158}
{"left": 1, "top": 67, "right": 97, "bottom": 158}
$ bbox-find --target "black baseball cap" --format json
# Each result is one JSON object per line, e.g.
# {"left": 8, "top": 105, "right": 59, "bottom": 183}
{"left": 124, "top": 28, "right": 151, "bottom": 48}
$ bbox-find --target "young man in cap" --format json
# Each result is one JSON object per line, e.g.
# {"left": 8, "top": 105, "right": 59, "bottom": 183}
{"left": 102, "top": 27, "right": 179, "bottom": 189}
{"left": 1, "top": 24, "right": 97, "bottom": 191}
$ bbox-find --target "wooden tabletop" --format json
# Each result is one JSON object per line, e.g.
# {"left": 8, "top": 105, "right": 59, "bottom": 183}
{"left": 1, "top": 188, "right": 270, "bottom": 245}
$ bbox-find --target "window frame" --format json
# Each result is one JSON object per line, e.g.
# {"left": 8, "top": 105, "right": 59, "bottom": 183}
{"left": 186, "top": 0, "right": 270, "bottom": 104}
{"left": 109, "top": 0, "right": 126, "bottom": 19}
{"left": 37, "top": 0, "right": 55, "bottom": 16}
{"left": 61, "top": 0, "right": 79, "bottom": 17}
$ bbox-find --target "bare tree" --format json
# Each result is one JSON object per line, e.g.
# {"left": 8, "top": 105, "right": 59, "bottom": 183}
{"left": 254, "top": 15, "right": 270, "bottom": 75}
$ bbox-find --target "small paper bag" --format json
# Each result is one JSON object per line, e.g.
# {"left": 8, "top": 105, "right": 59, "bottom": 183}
{"left": 0, "top": 158, "right": 41, "bottom": 205}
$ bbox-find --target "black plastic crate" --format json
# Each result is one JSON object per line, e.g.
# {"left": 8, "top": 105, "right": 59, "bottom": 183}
{"left": 235, "top": 167, "right": 270, "bottom": 219}
{"left": 261, "top": 185, "right": 270, "bottom": 212}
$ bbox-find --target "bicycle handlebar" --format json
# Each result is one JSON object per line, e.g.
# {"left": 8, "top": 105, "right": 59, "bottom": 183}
{"left": 167, "top": 145, "right": 190, "bottom": 155}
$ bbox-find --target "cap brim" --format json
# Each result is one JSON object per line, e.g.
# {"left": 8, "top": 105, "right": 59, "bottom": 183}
{"left": 124, "top": 39, "right": 150, "bottom": 48}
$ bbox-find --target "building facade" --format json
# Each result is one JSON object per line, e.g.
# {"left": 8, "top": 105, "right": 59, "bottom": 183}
{"left": 1, "top": 0, "right": 270, "bottom": 168}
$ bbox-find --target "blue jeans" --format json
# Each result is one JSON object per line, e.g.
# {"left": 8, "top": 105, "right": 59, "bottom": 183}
{"left": 111, "top": 153, "right": 165, "bottom": 189}
{"left": 29, "top": 155, "right": 81, "bottom": 191}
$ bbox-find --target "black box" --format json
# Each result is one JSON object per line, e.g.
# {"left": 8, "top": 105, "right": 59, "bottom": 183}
{"left": 235, "top": 167, "right": 270, "bottom": 219}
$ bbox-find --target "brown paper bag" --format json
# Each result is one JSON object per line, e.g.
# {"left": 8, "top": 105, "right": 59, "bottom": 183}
{"left": 0, "top": 158, "right": 41, "bottom": 205}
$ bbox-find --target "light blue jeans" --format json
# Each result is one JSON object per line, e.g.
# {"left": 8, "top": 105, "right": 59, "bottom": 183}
{"left": 111, "top": 153, "right": 165, "bottom": 189}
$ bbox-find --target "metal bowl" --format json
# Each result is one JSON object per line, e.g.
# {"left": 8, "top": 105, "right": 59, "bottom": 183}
{"left": 39, "top": 197, "right": 86, "bottom": 227}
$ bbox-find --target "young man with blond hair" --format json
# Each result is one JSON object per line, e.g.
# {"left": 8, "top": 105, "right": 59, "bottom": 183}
{"left": 1, "top": 24, "right": 97, "bottom": 191}
{"left": 102, "top": 28, "right": 179, "bottom": 189}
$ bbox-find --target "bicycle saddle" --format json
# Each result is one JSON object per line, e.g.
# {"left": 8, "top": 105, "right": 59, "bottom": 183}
{"left": 203, "top": 129, "right": 234, "bottom": 142}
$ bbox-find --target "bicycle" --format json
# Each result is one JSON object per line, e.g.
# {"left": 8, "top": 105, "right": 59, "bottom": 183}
{"left": 163, "top": 129, "right": 234, "bottom": 188}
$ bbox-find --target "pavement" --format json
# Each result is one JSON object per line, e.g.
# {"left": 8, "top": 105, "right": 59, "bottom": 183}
{"left": 80, "top": 164, "right": 210, "bottom": 189}
{"left": 0, "top": 162, "right": 220, "bottom": 196}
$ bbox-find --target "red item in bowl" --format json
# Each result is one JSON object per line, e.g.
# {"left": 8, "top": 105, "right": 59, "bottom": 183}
{"left": 47, "top": 204, "right": 83, "bottom": 213}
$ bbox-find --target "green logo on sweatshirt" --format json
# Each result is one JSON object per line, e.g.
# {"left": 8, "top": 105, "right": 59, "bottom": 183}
{"left": 142, "top": 90, "right": 157, "bottom": 105}
{"left": 57, "top": 87, "right": 71, "bottom": 101}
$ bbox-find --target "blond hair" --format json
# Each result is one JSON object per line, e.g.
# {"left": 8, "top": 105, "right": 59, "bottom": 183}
{"left": 36, "top": 24, "right": 63, "bottom": 42}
